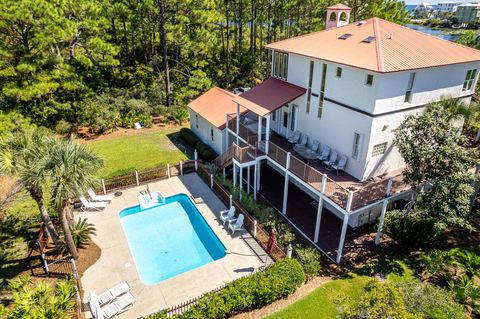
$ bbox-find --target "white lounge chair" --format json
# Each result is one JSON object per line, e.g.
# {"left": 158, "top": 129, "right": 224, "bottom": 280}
{"left": 228, "top": 214, "right": 245, "bottom": 234}
{"left": 97, "top": 281, "right": 130, "bottom": 306}
{"left": 324, "top": 151, "right": 338, "bottom": 167}
{"left": 89, "top": 290, "right": 135, "bottom": 319}
{"left": 295, "top": 134, "right": 308, "bottom": 150}
{"left": 220, "top": 206, "right": 235, "bottom": 224}
{"left": 288, "top": 131, "right": 301, "bottom": 145}
{"left": 102, "top": 293, "right": 135, "bottom": 319}
{"left": 317, "top": 145, "right": 331, "bottom": 162}
{"left": 88, "top": 189, "right": 114, "bottom": 202}
{"left": 332, "top": 155, "right": 348, "bottom": 174}
{"left": 80, "top": 195, "right": 108, "bottom": 211}
{"left": 306, "top": 140, "right": 320, "bottom": 155}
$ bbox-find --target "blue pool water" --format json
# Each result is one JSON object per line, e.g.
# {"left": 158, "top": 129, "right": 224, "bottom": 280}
{"left": 119, "top": 194, "right": 226, "bottom": 285}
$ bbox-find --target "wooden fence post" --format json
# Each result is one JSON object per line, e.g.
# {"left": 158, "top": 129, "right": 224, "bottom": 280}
{"left": 229, "top": 194, "right": 233, "bottom": 208}
{"left": 167, "top": 164, "right": 171, "bottom": 179}
{"left": 287, "top": 244, "right": 293, "bottom": 258}
{"left": 135, "top": 170, "right": 139, "bottom": 186}
{"left": 180, "top": 161, "right": 183, "bottom": 175}
{"left": 253, "top": 220, "right": 257, "bottom": 238}
{"left": 101, "top": 179, "right": 106, "bottom": 195}
{"left": 210, "top": 174, "right": 214, "bottom": 189}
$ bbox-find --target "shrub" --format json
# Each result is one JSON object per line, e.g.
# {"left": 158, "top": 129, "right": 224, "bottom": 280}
{"left": 148, "top": 258, "right": 305, "bottom": 319}
{"left": 69, "top": 217, "right": 96, "bottom": 247}
{"left": 180, "top": 128, "right": 199, "bottom": 148}
{"left": 195, "top": 141, "right": 210, "bottom": 154}
{"left": 195, "top": 141, "right": 218, "bottom": 162}
{"left": 0, "top": 110, "right": 34, "bottom": 136}
{"left": 1, "top": 275, "right": 77, "bottom": 318}
{"left": 294, "top": 245, "right": 322, "bottom": 279}
{"left": 170, "top": 106, "right": 189, "bottom": 125}
{"left": 384, "top": 210, "right": 441, "bottom": 248}
{"left": 55, "top": 120, "right": 75, "bottom": 135}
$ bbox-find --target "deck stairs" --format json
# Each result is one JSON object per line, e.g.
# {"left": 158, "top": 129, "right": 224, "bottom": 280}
{"left": 213, "top": 143, "right": 259, "bottom": 169}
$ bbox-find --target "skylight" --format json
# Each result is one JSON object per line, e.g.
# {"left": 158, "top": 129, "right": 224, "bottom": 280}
{"left": 362, "top": 36, "right": 376, "bottom": 43}
{"left": 338, "top": 33, "right": 352, "bottom": 40}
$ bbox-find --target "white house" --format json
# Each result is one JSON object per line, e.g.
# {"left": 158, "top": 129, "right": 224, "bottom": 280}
{"left": 190, "top": 5, "right": 480, "bottom": 263}
{"left": 437, "top": 1, "right": 461, "bottom": 13}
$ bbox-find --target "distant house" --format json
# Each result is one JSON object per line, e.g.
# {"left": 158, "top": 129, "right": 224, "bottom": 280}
{"left": 414, "top": 2, "right": 434, "bottom": 17}
{"left": 455, "top": 3, "right": 480, "bottom": 26}
{"left": 437, "top": 1, "right": 461, "bottom": 13}
{"left": 190, "top": 4, "right": 480, "bottom": 263}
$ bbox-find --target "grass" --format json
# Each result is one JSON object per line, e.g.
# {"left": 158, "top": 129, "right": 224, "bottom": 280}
{"left": 86, "top": 126, "right": 189, "bottom": 178}
{"left": 264, "top": 259, "right": 415, "bottom": 319}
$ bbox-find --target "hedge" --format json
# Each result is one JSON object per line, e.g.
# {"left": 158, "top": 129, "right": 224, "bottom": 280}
{"left": 180, "top": 128, "right": 200, "bottom": 148}
{"left": 195, "top": 141, "right": 218, "bottom": 162}
{"left": 148, "top": 258, "right": 305, "bottom": 319}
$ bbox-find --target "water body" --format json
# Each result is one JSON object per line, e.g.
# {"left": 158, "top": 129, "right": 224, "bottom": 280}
{"left": 406, "top": 23, "right": 462, "bottom": 42}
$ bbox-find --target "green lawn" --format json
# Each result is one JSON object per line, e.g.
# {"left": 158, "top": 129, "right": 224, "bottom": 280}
{"left": 87, "top": 127, "right": 189, "bottom": 178}
{"left": 264, "top": 259, "right": 415, "bottom": 319}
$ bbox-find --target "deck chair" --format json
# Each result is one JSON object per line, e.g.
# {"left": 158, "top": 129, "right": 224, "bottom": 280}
{"left": 295, "top": 134, "right": 308, "bottom": 150}
{"left": 324, "top": 151, "right": 338, "bottom": 167}
{"left": 306, "top": 140, "right": 320, "bottom": 155}
{"left": 332, "top": 155, "right": 348, "bottom": 174}
{"left": 96, "top": 281, "right": 130, "bottom": 306}
{"left": 317, "top": 145, "right": 331, "bottom": 162}
{"left": 220, "top": 206, "right": 235, "bottom": 224}
{"left": 288, "top": 131, "right": 301, "bottom": 144}
{"left": 102, "top": 292, "right": 135, "bottom": 319}
{"left": 88, "top": 189, "right": 114, "bottom": 202}
{"left": 80, "top": 195, "right": 108, "bottom": 211}
{"left": 228, "top": 214, "right": 245, "bottom": 234}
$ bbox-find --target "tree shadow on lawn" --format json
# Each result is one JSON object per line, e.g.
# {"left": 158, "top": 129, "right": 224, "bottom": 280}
{"left": 0, "top": 209, "right": 40, "bottom": 287}
{"left": 167, "top": 131, "right": 194, "bottom": 159}
{"left": 352, "top": 257, "right": 407, "bottom": 278}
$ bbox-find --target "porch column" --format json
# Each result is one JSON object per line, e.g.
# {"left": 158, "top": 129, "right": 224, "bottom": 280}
{"left": 257, "top": 160, "right": 261, "bottom": 191}
{"left": 314, "top": 174, "right": 328, "bottom": 243}
{"left": 236, "top": 103, "right": 240, "bottom": 145}
{"left": 253, "top": 160, "right": 258, "bottom": 200}
{"left": 233, "top": 163, "right": 237, "bottom": 187}
{"left": 239, "top": 166, "right": 243, "bottom": 192}
{"left": 282, "top": 153, "right": 291, "bottom": 215}
{"left": 225, "top": 113, "right": 229, "bottom": 152}
{"left": 247, "top": 166, "right": 251, "bottom": 194}
{"left": 336, "top": 213, "right": 349, "bottom": 263}
{"left": 286, "top": 104, "right": 292, "bottom": 139}
{"left": 257, "top": 114, "right": 262, "bottom": 146}
{"left": 375, "top": 199, "right": 389, "bottom": 245}
{"left": 265, "top": 114, "right": 271, "bottom": 154}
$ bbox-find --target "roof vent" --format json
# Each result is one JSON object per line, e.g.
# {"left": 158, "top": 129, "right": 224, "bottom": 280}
{"left": 357, "top": 21, "right": 366, "bottom": 26}
{"left": 362, "top": 36, "right": 376, "bottom": 43}
{"left": 338, "top": 33, "right": 352, "bottom": 40}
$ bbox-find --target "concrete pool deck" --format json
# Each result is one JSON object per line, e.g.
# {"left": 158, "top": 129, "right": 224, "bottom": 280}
{"left": 77, "top": 173, "right": 269, "bottom": 319}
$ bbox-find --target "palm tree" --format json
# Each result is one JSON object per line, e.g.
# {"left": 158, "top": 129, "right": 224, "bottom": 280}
{"left": 42, "top": 136, "right": 103, "bottom": 259}
{"left": 0, "top": 129, "right": 63, "bottom": 248}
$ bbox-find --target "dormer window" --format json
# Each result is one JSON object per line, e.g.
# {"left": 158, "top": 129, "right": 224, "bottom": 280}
{"left": 338, "top": 33, "right": 352, "bottom": 40}
{"left": 272, "top": 51, "right": 288, "bottom": 80}
{"left": 362, "top": 36, "right": 376, "bottom": 43}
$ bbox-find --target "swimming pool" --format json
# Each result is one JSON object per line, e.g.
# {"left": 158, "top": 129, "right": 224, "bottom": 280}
{"left": 119, "top": 193, "right": 226, "bottom": 285}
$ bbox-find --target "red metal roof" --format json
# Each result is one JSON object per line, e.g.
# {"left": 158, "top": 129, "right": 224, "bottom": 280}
{"left": 327, "top": 3, "right": 351, "bottom": 10}
{"left": 265, "top": 18, "right": 480, "bottom": 73}
{"left": 232, "top": 78, "right": 307, "bottom": 116}
{"left": 188, "top": 87, "right": 246, "bottom": 130}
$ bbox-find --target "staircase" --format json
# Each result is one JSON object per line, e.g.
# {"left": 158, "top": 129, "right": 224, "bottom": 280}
{"left": 213, "top": 143, "right": 258, "bottom": 169}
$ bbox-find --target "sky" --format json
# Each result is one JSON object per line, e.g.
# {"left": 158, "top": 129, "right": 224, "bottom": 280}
{"left": 405, "top": 0, "right": 477, "bottom": 4}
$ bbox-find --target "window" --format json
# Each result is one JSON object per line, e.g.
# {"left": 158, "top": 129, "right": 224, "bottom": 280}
{"left": 306, "top": 61, "right": 314, "bottom": 113}
{"left": 404, "top": 72, "right": 416, "bottom": 103}
{"left": 372, "top": 142, "right": 387, "bottom": 156}
{"left": 211, "top": 127, "right": 214, "bottom": 141}
{"left": 338, "top": 33, "right": 352, "bottom": 40}
{"left": 318, "top": 63, "right": 327, "bottom": 118}
{"left": 352, "top": 132, "right": 362, "bottom": 160}
{"left": 195, "top": 114, "right": 199, "bottom": 128}
{"left": 272, "top": 109, "right": 277, "bottom": 122}
{"left": 283, "top": 110, "right": 288, "bottom": 128}
{"left": 463, "top": 69, "right": 477, "bottom": 91}
{"left": 362, "top": 36, "right": 376, "bottom": 43}
{"left": 290, "top": 104, "right": 297, "bottom": 131}
{"left": 336, "top": 67, "right": 342, "bottom": 78}
{"left": 365, "top": 74, "right": 374, "bottom": 86}
{"left": 272, "top": 51, "right": 288, "bottom": 80}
